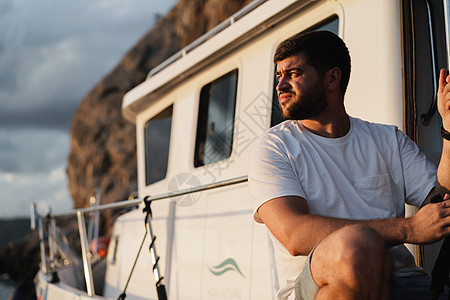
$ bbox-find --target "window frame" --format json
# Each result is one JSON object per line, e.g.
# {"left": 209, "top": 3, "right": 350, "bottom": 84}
{"left": 144, "top": 104, "right": 174, "bottom": 186}
{"left": 193, "top": 68, "right": 239, "bottom": 168}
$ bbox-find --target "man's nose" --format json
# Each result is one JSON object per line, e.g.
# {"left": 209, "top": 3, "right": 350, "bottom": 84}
{"left": 276, "top": 75, "right": 289, "bottom": 92}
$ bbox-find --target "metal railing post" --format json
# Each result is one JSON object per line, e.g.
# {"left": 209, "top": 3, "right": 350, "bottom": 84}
{"left": 93, "top": 188, "right": 100, "bottom": 262}
{"left": 37, "top": 215, "right": 47, "bottom": 274}
{"left": 77, "top": 211, "right": 95, "bottom": 296}
{"left": 47, "top": 217, "right": 55, "bottom": 266}
{"left": 50, "top": 217, "right": 58, "bottom": 260}
{"left": 30, "top": 203, "right": 37, "bottom": 231}
{"left": 47, "top": 213, "right": 55, "bottom": 267}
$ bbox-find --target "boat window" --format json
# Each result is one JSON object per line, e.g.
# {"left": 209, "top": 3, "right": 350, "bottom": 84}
{"left": 271, "top": 15, "right": 339, "bottom": 127}
{"left": 145, "top": 105, "right": 173, "bottom": 185}
{"left": 194, "top": 69, "right": 238, "bottom": 167}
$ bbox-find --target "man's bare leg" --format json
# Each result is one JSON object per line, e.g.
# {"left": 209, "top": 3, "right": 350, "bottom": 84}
{"left": 311, "top": 224, "right": 392, "bottom": 300}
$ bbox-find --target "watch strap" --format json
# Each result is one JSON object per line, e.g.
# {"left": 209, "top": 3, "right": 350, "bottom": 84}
{"left": 441, "top": 126, "right": 450, "bottom": 141}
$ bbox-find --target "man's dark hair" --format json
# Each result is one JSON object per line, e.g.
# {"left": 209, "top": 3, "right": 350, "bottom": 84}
{"left": 274, "top": 31, "right": 351, "bottom": 95}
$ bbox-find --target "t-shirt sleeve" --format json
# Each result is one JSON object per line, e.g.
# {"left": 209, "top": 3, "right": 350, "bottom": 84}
{"left": 248, "top": 133, "right": 305, "bottom": 223}
{"left": 396, "top": 130, "right": 437, "bottom": 207}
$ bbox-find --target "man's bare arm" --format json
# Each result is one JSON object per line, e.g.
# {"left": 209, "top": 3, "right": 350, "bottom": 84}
{"left": 258, "top": 194, "right": 450, "bottom": 256}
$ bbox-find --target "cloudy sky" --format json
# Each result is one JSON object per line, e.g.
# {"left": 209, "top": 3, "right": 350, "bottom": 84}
{"left": 0, "top": 0, "right": 177, "bottom": 218}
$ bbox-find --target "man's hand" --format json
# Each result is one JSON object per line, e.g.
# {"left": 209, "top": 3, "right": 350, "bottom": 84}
{"left": 409, "top": 194, "right": 450, "bottom": 244}
{"left": 438, "top": 69, "right": 450, "bottom": 130}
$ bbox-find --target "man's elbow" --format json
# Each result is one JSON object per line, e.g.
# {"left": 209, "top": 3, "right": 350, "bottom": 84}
{"left": 287, "top": 247, "right": 304, "bottom": 257}
{"left": 284, "top": 239, "right": 310, "bottom": 256}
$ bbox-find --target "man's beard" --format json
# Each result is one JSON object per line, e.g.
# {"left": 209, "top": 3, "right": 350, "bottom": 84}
{"left": 279, "top": 81, "right": 328, "bottom": 120}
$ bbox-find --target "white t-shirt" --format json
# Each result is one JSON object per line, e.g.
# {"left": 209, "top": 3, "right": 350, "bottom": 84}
{"left": 248, "top": 117, "right": 437, "bottom": 299}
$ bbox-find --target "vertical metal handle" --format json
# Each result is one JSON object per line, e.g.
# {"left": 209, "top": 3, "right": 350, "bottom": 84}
{"left": 421, "top": 0, "right": 439, "bottom": 126}
{"left": 77, "top": 211, "right": 95, "bottom": 296}
{"left": 444, "top": 0, "right": 450, "bottom": 67}
{"left": 30, "top": 203, "right": 37, "bottom": 231}
{"left": 87, "top": 188, "right": 101, "bottom": 263}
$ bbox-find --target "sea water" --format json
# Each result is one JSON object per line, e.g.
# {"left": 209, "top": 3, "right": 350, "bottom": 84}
{"left": 0, "top": 218, "right": 32, "bottom": 300}
{"left": 0, "top": 278, "right": 17, "bottom": 300}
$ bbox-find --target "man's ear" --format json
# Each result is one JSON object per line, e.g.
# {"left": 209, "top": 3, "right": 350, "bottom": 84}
{"left": 325, "top": 67, "right": 341, "bottom": 92}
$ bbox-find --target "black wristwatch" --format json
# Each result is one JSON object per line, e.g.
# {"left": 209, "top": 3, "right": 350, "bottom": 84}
{"left": 441, "top": 126, "right": 450, "bottom": 141}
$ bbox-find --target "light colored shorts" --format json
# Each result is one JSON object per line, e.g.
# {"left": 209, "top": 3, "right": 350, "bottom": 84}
{"left": 294, "top": 247, "right": 319, "bottom": 300}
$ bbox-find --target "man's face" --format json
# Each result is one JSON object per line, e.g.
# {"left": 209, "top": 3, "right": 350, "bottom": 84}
{"left": 275, "top": 53, "right": 327, "bottom": 120}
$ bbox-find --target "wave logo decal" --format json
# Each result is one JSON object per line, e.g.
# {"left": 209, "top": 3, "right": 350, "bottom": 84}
{"left": 208, "top": 258, "right": 245, "bottom": 277}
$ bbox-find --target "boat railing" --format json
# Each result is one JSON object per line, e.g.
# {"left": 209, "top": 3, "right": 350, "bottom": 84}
{"left": 31, "top": 175, "right": 248, "bottom": 297}
{"left": 147, "top": 0, "right": 267, "bottom": 78}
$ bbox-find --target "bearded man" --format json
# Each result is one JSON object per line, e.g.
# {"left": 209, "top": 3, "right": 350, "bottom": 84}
{"left": 249, "top": 31, "right": 450, "bottom": 299}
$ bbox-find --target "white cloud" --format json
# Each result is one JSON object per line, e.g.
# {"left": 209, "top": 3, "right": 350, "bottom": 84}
{"left": 0, "top": 128, "right": 70, "bottom": 173}
{"left": 3, "top": 173, "right": 14, "bottom": 183}
{"left": 1, "top": 36, "right": 84, "bottom": 112}
{"left": 0, "top": 165, "right": 72, "bottom": 218}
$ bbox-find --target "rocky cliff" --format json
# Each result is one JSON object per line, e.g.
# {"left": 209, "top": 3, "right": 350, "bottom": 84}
{"left": 67, "top": 0, "right": 252, "bottom": 231}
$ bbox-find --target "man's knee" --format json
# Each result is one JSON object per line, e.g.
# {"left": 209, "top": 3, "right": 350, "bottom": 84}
{"left": 336, "top": 224, "right": 386, "bottom": 256}
{"left": 311, "top": 225, "right": 390, "bottom": 287}
{"left": 319, "top": 224, "right": 386, "bottom": 260}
